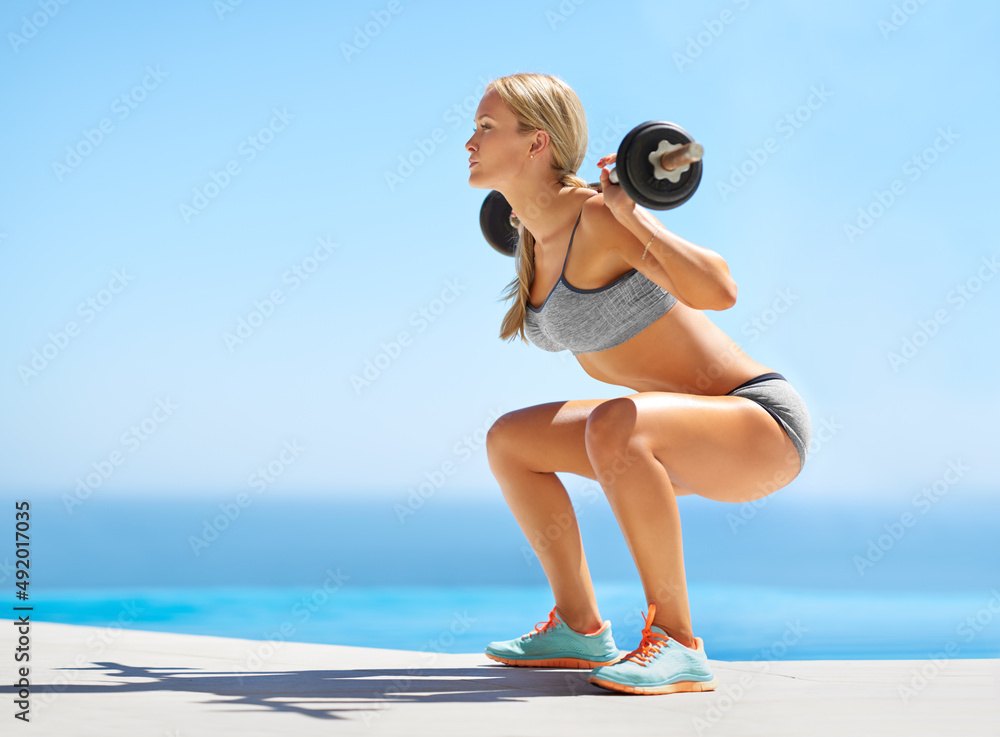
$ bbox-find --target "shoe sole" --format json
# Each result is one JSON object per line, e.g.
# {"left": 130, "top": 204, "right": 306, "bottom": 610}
{"left": 486, "top": 652, "right": 624, "bottom": 669}
{"left": 587, "top": 674, "right": 718, "bottom": 695}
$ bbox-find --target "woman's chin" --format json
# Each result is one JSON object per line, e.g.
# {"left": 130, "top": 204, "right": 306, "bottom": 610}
{"left": 468, "top": 174, "right": 493, "bottom": 190}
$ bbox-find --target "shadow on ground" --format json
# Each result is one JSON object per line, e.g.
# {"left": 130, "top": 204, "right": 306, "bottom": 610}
{"left": 1, "top": 660, "right": 608, "bottom": 722}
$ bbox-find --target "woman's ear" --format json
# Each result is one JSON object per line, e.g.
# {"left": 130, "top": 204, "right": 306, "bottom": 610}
{"left": 529, "top": 129, "right": 550, "bottom": 158}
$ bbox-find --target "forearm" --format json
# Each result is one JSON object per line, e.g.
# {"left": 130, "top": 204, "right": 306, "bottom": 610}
{"left": 615, "top": 207, "right": 737, "bottom": 310}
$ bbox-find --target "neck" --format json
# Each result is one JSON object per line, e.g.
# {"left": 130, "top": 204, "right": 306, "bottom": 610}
{"left": 499, "top": 178, "right": 572, "bottom": 245}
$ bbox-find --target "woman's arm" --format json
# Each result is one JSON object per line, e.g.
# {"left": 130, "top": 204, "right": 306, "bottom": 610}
{"left": 615, "top": 204, "right": 737, "bottom": 311}
{"left": 583, "top": 191, "right": 738, "bottom": 311}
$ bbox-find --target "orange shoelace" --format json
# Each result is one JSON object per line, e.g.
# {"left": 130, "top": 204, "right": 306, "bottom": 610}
{"left": 522, "top": 607, "right": 560, "bottom": 639}
{"left": 624, "top": 604, "right": 670, "bottom": 666}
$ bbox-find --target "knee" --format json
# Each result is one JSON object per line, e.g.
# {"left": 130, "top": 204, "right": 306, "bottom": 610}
{"left": 585, "top": 398, "right": 645, "bottom": 469}
{"left": 485, "top": 410, "right": 520, "bottom": 466}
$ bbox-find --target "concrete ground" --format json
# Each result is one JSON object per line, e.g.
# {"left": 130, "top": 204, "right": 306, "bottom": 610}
{"left": 2, "top": 620, "right": 997, "bottom": 736}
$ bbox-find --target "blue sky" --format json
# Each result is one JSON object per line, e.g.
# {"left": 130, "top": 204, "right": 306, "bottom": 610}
{"left": 2, "top": 0, "right": 998, "bottom": 504}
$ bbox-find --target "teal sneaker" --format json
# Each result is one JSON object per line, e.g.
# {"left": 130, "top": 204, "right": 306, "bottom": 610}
{"left": 485, "top": 607, "right": 623, "bottom": 668}
{"left": 588, "top": 604, "right": 718, "bottom": 695}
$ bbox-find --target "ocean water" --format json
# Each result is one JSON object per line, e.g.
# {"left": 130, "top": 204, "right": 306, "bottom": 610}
{"left": 6, "top": 491, "right": 1000, "bottom": 660}
{"left": 27, "top": 582, "right": 1000, "bottom": 661}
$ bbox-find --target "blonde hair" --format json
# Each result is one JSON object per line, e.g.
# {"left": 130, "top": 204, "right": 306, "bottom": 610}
{"left": 488, "top": 73, "right": 589, "bottom": 343}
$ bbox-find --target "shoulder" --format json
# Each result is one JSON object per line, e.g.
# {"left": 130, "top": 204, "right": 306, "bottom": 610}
{"left": 577, "top": 191, "right": 641, "bottom": 262}
{"left": 580, "top": 193, "right": 636, "bottom": 239}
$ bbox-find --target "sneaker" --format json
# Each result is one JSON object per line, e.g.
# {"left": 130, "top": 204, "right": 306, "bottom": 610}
{"left": 485, "top": 607, "right": 623, "bottom": 668}
{"left": 588, "top": 604, "right": 718, "bottom": 695}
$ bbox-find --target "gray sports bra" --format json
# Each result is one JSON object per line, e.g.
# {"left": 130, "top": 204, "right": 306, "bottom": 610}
{"left": 524, "top": 208, "right": 678, "bottom": 355}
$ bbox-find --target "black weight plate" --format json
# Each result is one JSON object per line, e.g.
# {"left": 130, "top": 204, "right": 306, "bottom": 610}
{"left": 616, "top": 121, "right": 702, "bottom": 210}
{"left": 479, "top": 189, "right": 519, "bottom": 256}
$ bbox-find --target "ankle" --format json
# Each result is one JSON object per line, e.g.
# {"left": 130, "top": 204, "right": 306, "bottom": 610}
{"left": 569, "top": 620, "right": 605, "bottom": 636}
{"left": 556, "top": 607, "right": 604, "bottom": 636}
{"left": 655, "top": 622, "right": 695, "bottom": 649}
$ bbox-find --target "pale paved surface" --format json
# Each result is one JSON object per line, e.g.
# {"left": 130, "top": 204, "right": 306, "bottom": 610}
{"left": 2, "top": 621, "right": 998, "bottom": 736}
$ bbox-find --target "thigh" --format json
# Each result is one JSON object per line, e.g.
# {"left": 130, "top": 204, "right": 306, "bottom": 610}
{"left": 621, "top": 392, "right": 802, "bottom": 503}
{"left": 487, "top": 398, "right": 703, "bottom": 495}
{"left": 487, "top": 399, "right": 604, "bottom": 480}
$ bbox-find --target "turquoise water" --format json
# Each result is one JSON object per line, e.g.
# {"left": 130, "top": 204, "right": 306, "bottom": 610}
{"left": 28, "top": 582, "right": 1000, "bottom": 660}
{"left": 9, "top": 492, "right": 1000, "bottom": 661}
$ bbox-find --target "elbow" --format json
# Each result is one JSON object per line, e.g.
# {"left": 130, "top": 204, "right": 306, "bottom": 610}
{"left": 710, "top": 257, "right": 737, "bottom": 310}
{"left": 682, "top": 281, "right": 736, "bottom": 311}
{"left": 718, "top": 278, "right": 737, "bottom": 310}
{"left": 701, "top": 278, "right": 737, "bottom": 311}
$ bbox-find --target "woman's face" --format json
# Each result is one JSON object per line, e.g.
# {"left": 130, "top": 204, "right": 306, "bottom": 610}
{"left": 466, "top": 88, "right": 536, "bottom": 190}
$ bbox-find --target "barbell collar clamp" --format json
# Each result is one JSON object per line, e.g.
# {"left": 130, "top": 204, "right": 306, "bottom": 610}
{"left": 605, "top": 141, "right": 703, "bottom": 188}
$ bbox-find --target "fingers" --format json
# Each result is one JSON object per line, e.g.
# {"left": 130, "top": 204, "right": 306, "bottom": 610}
{"left": 596, "top": 153, "right": 617, "bottom": 167}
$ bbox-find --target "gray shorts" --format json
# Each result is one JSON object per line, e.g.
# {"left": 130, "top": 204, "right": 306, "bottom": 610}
{"left": 726, "top": 372, "right": 812, "bottom": 469}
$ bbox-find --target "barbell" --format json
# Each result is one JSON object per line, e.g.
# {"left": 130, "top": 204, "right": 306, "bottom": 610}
{"left": 480, "top": 120, "right": 703, "bottom": 256}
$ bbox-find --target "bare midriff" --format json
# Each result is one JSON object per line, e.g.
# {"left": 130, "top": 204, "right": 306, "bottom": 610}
{"left": 574, "top": 302, "right": 773, "bottom": 396}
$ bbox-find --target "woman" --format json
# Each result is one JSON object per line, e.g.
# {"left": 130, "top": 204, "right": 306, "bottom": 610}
{"left": 466, "top": 73, "right": 811, "bottom": 695}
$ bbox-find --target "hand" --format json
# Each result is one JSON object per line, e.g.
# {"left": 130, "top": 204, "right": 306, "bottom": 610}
{"left": 596, "top": 153, "right": 637, "bottom": 221}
